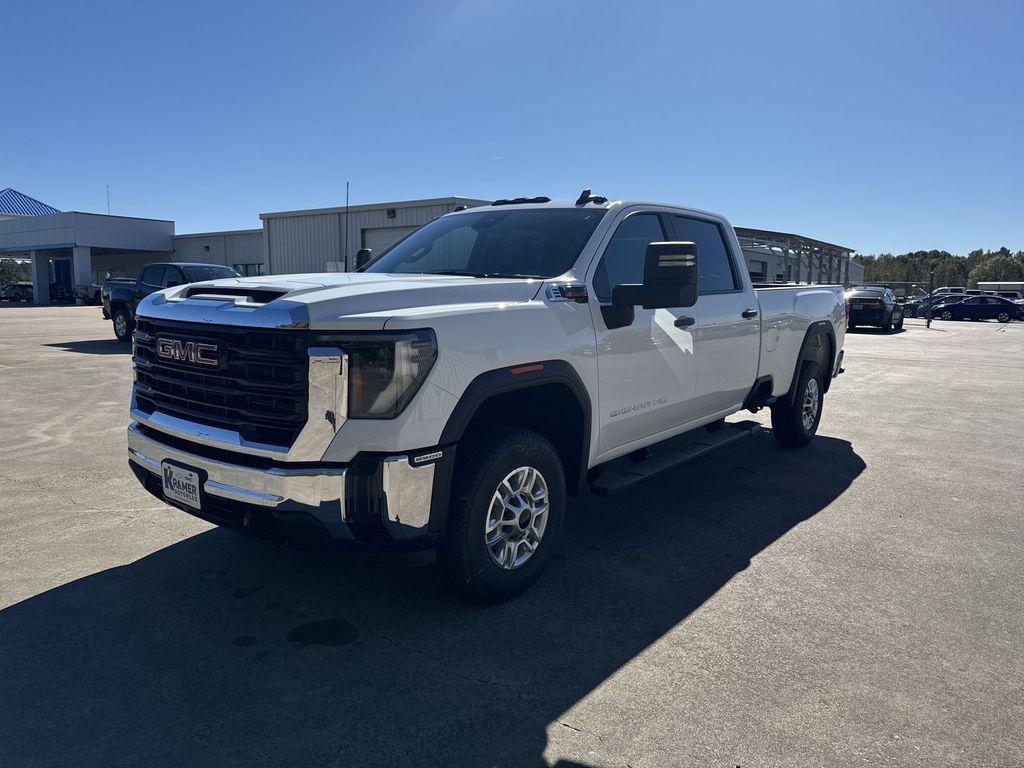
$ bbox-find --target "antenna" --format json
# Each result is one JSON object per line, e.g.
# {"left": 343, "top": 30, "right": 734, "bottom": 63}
{"left": 344, "top": 181, "right": 350, "bottom": 268}
{"left": 106, "top": 185, "right": 110, "bottom": 214}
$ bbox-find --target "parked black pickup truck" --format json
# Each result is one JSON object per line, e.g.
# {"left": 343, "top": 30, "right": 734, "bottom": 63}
{"left": 103, "top": 263, "right": 239, "bottom": 341}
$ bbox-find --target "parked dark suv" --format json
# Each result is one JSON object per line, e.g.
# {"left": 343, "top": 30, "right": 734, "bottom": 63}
{"left": 846, "top": 287, "right": 904, "bottom": 330}
{"left": 103, "top": 263, "right": 240, "bottom": 341}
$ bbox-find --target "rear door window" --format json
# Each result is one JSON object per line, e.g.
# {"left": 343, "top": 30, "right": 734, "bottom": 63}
{"left": 670, "top": 216, "right": 739, "bottom": 293}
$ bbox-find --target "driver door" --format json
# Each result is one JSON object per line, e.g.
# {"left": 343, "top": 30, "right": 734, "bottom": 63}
{"left": 588, "top": 210, "right": 700, "bottom": 458}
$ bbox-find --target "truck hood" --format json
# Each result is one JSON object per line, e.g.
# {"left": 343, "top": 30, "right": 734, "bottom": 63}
{"left": 138, "top": 272, "right": 545, "bottom": 330}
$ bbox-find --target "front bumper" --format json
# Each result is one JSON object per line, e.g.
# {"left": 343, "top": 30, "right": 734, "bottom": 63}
{"left": 128, "top": 421, "right": 446, "bottom": 550}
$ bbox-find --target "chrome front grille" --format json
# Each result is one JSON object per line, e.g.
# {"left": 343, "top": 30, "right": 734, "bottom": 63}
{"left": 133, "top": 318, "right": 309, "bottom": 448}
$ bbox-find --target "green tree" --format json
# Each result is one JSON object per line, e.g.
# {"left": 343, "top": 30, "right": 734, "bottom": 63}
{"left": 968, "top": 254, "right": 1024, "bottom": 287}
{"left": 0, "top": 258, "right": 31, "bottom": 286}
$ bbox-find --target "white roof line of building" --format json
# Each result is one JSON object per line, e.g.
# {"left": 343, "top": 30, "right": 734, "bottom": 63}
{"left": 259, "top": 196, "right": 490, "bottom": 220}
{"left": 174, "top": 228, "right": 263, "bottom": 238}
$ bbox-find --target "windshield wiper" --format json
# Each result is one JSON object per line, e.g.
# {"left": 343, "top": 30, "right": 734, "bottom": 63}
{"left": 426, "top": 270, "right": 542, "bottom": 279}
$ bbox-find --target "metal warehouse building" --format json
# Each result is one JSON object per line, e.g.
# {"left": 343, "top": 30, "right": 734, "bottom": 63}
{"left": 0, "top": 191, "right": 487, "bottom": 302}
{"left": 261, "top": 196, "right": 488, "bottom": 274}
{"left": 1, "top": 186, "right": 862, "bottom": 303}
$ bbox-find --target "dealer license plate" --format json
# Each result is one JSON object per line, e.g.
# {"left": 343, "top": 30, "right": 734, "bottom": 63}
{"left": 161, "top": 462, "right": 202, "bottom": 510}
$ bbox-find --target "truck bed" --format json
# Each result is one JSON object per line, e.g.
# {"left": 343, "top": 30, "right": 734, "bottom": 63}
{"left": 754, "top": 283, "right": 845, "bottom": 398}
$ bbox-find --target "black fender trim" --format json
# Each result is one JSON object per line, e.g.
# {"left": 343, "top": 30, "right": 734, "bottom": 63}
{"left": 787, "top": 320, "right": 837, "bottom": 402}
{"left": 742, "top": 375, "right": 775, "bottom": 411}
{"left": 438, "top": 359, "right": 592, "bottom": 495}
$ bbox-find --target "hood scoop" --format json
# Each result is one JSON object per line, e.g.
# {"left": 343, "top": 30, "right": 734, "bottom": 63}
{"left": 184, "top": 285, "right": 288, "bottom": 305}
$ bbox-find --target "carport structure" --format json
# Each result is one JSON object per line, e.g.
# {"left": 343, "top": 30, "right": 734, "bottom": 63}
{"left": 735, "top": 227, "right": 855, "bottom": 286}
{"left": 0, "top": 212, "right": 173, "bottom": 303}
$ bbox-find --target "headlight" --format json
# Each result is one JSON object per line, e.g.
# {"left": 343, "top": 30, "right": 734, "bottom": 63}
{"left": 316, "top": 329, "right": 438, "bottom": 419}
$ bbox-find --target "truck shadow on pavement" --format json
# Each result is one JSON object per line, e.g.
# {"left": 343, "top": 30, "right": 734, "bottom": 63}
{"left": 1, "top": 433, "right": 864, "bottom": 768}
{"left": 45, "top": 339, "right": 130, "bottom": 355}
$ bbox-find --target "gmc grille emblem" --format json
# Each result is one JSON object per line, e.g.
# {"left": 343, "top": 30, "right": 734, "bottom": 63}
{"left": 156, "top": 338, "right": 219, "bottom": 367}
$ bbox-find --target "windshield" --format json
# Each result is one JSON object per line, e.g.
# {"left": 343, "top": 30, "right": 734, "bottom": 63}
{"left": 183, "top": 266, "right": 240, "bottom": 282}
{"left": 363, "top": 208, "right": 607, "bottom": 279}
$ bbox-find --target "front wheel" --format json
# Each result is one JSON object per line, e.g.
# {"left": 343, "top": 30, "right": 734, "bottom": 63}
{"left": 770, "top": 361, "right": 823, "bottom": 448}
{"left": 438, "top": 427, "right": 565, "bottom": 602}
{"left": 113, "top": 308, "right": 134, "bottom": 343}
{"left": 940, "top": 310, "right": 953, "bottom": 321}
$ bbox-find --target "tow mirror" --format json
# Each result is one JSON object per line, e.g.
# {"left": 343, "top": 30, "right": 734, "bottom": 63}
{"left": 611, "top": 241, "right": 698, "bottom": 309}
{"left": 355, "top": 248, "right": 373, "bottom": 270}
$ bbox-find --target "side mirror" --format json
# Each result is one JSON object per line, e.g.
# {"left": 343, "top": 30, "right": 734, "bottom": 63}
{"left": 611, "top": 242, "right": 698, "bottom": 309}
{"left": 355, "top": 248, "right": 373, "bottom": 270}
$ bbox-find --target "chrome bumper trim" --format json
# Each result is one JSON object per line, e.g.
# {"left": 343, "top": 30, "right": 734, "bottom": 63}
{"left": 382, "top": 455, "right": 438, "bottom": 539}
{"left": 130, "top": 346, "right": 348, "bottom": 462}
{"left": 127, "top": 422, "right": 346, "bottom": 515}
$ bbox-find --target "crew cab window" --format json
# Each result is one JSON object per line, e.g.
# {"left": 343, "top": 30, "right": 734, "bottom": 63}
{"left": 593, "top": 213, "right": 666, "bottom": 302}
{"left": 670, "top": 216, "right": 739, "bottom": 293}
{"left": 139, "top": 265, "right": 163, "bottom": 286}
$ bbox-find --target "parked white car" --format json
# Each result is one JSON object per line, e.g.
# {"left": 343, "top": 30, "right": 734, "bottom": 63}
{"left": 127, "top": 194, "right": 846, "bottom": 600}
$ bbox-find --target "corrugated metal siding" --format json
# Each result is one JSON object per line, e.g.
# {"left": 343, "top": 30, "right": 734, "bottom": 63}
{"left": 267, "top": 213, "right": 341, "bottom": 275}
{"left": 173, "top": 231, "right": 265, "bottom": 269}
{"left": 266, "top": 202, "right": 474, "bottom": 274}
{"left": 362, "top": 226, "right": 418, "bottom": 254}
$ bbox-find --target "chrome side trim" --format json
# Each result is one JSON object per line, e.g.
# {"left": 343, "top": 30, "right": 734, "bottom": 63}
{"left": 381, "top": 454, "right": 437, "bottom": 539}
{"left": 833, "top": 349, "right": 845, "bottom": 378}
{"left": 128, "top": 422, "right": 345, "bottom": 514}
{"left": 130, "top": 346, "right": 348, "bottom": 462}
{"left": 290, "top": 347, "right": 347, "bottom": 460}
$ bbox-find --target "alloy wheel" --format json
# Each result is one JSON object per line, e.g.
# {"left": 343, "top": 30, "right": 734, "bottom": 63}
{"left": 801, "top": 378, "right": 820, "bottom": 432}
{"left": 484, "top": 466, "right": 549, "bottom": 570}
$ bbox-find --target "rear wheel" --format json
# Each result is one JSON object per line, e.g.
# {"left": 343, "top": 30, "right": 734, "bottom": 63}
{"left": 770, "top": 362, "right": 823, "bottom": 448}
{"left": 895, "top": 313, "right": 904, "bottom": 330}
{"left": 997, "top": 311, "right": 1011, "bottom": 323}
{"left": 113, "top": 308, "right": 134, "bottom": 343}
{"left": 438, "top": 427, "right": 565, "bottom": 602}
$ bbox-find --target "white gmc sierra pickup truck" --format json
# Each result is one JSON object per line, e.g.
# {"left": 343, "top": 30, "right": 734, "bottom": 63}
{"left": 127, "top": 194, "right": 845, "bottom": 600}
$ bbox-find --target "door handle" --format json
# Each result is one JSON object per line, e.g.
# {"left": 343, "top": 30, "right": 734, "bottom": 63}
{"left": 674, "top": 316, "right": 696, "bottom": 328}
{"left": 741, "top": 308, "right": 759, "bottom": 319}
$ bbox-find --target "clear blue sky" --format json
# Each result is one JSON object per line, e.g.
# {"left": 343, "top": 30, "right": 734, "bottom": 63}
{"left": 3, "top": 0, "right": 1021, "bottom": 255}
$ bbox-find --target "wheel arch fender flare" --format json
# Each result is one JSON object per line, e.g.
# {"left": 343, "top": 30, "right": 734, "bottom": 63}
{"left": 438, "top": 360, "right": 593, "bottom": 494}
{"left": 787, "top": 320, "right": 836, "bottom": 402}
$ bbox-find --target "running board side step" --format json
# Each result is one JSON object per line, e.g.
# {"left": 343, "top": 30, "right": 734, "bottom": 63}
{"left": 589, "top": 420, "right": 762, "bottom": 497}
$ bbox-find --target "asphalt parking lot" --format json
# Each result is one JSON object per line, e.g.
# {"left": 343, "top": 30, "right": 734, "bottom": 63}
{"left": 1, "top": 305, "right": 1022, "bottom": 767}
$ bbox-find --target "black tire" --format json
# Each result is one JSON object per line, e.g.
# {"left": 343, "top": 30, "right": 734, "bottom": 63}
{"left": 438, "top": 427, "right": 566, "bottom": 602}
{"left": 883, "top": 312, "right": 893, "bottom": 330}
{"left": 770, "top": 361, "right": 824, "bottom": 448}
{"left": 997, "top": 311, "right": 1010, "bottom": 323}
{"left": 847, "top": 323, "right": 856, "bottom": 330}
{"left": 895, "top": 314, "right": 904, "bottom": 330}
{"left": 940, "top": 310, "right": 953, "bottom": 321}
{"left": 112, "top": 307, "right": 135, "bottom": 343}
